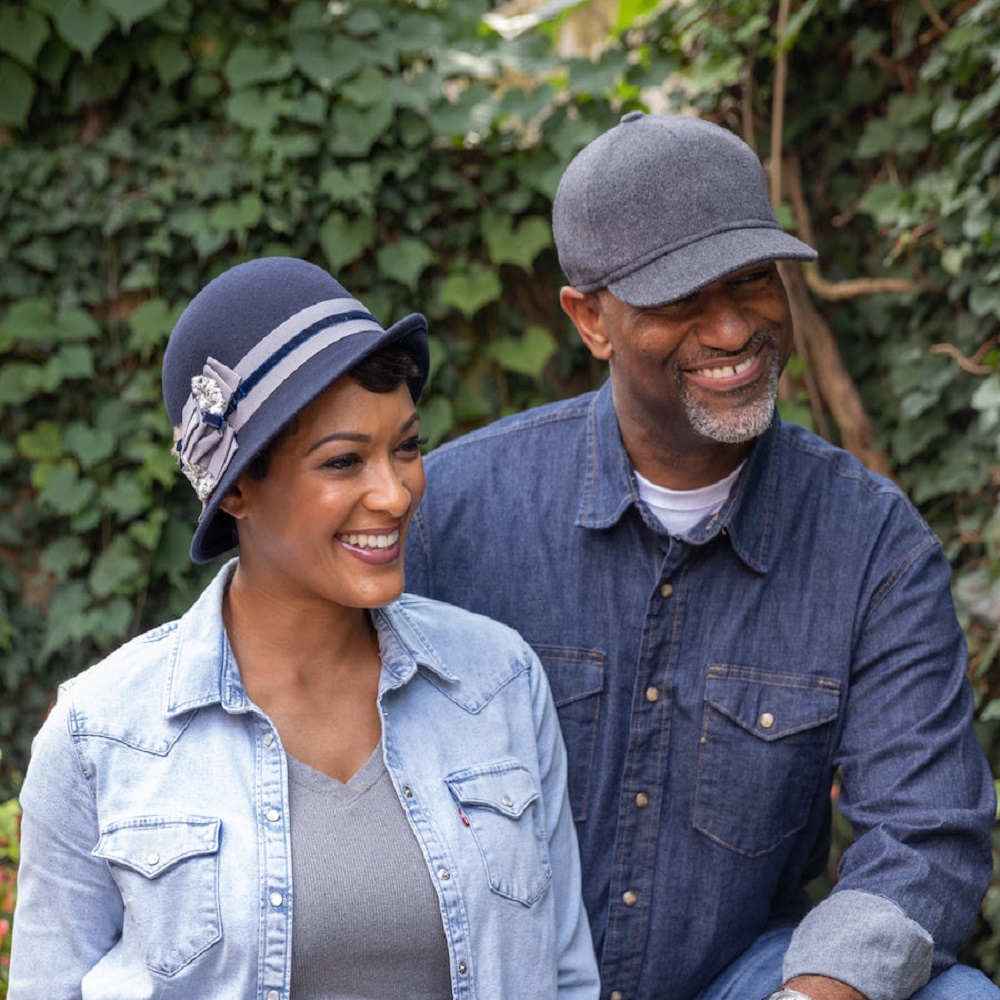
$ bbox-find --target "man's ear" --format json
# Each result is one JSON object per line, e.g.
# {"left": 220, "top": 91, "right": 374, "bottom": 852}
{"left": 560, "top": 286, "right": 613, "bottom": 361}
{"left": 219, "top": 482, "right": 248, "bottom": 520}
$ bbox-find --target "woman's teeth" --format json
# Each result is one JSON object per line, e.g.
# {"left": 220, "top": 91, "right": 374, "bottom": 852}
{"left": 342, "top": 531, "right": 399, "bottom": 549}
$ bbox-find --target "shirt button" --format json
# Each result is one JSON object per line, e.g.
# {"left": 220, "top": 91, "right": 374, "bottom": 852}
{"left": 402, "top": 786, "right": 413, "bottom": 798}
{"left": 622, "top": 890, "right": 638, "bottom": 907}
{"left": 438, "top": 868, "right": 451, "bottom": 881}
{"left": 458, "top": 961, "right": 468, "bottom": 974}
{"left": 269, "top": 891, "right": 283, "bottom": 906}
{"left": 263, "top": 732, "right": 275, "bottom": 746}
{"left": 645, "top": 686, "right": 660, "bottom": 703}
{"left": 659, "top": 582, "right": 673, "bottom": 598}
{"left": 610, "top": 993, "right": 624, "bottom": 1000}
{"left": 267, "top": 992, "right": 280, "bottom": 1000}
{"left": 266, "top": 808, "right": 280, "bottom": 822}
{"left": 634, "top": 792, "right": 649, "bottom": 808}
{"left": 501, "top": 795, "right": 514, "bottom": 807}
{"left": 146, "top": 852, "right": 160, "bottom": 866}
{"left": 760, "top": 712, "right": 775, "bottom": 729}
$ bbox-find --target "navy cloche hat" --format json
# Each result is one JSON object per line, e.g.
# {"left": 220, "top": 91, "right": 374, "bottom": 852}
{"left": 162, "top": 257, "right": 429, "bottom": 564}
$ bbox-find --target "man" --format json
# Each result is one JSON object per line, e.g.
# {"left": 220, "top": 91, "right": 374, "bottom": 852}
{"left": 405, "top": 113, "right": 997, "bottom": 1000}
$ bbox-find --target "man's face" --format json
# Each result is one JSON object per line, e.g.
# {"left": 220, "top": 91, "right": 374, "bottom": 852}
{"left": 583, "top": 263, "right": 794, "bottom": 450}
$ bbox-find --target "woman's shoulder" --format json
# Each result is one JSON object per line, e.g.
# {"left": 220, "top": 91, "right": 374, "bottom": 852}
{"left": 391, "top": 593, "right": 531, "bottom": 651}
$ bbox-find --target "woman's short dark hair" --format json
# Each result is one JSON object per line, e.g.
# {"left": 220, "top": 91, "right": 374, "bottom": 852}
{"left": 245, "top": 343, "right": 421, "bottom": 481}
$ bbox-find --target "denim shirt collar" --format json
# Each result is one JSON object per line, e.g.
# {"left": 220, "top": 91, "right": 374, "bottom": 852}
{"left": 577, "top": 381, "right": 781, "bottom": 575}
{"left": 162, "top": 560, "right": 457, "bottom": 719}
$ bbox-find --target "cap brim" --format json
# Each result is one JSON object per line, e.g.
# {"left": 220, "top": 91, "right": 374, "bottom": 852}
{"left": 608, "top": 228, "right": 817, "bottom": 308}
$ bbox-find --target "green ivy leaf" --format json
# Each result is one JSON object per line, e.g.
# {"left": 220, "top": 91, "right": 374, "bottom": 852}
{"left": 127, "top": 298, "right": 178, "bottom": 360}
{"left": 0, "top": 58, "right": 35, "bottom": 129}
{"left": 329, "top": 100, "right": 394, "bottom": 156}
{"left": 103, "top": 474, "right": 147, "bottom": 521}
{"left": 318, "top": 163, "right": 376, "bottom": 212}
{"left": 439, "top": 264, "right": 502, "bottom": 317}
{"left": 98, "top": 0, "right": 168, "bottom": 31}
{"left": 44, "top": 343, "right": 95, "bottom": 385}
{"left": 55, "top": 308, "right": 101, "bottom": 343}
{"left": 0, "top": 363, "right": 42, "bottom": 405}
{"left": 483, "top": 212, "right": 551, "bottom": 267}
{"left": 486, "top": 325, "right": 557, "bottom": 378}
{"left": 41, "top": 580, "right": 92, "bottom": 657}
{"left": 293, "top": 33, "right": 365, "bottom": 90}
{"left": 35, "top": 461, "right": 98, "bottom": 516}
{"left": 18, "top": 421, "right": 62, "bottom": 462}
{"left": 63, "top": 421, "right": 117, "bottom": 466}
{"left": 318, "top": 212, "right": 375, "bottom": 271}
{"left": 377, "top": 238, "right": 435, "bottom": 290}
{"left": 0, "top": 6, "right": 50, "bottom": 64}
{"left": 224, "top": 43, "right": 293, "bottom": 89}
{"left": 148, "top": 33, "right": 191, "bottom": 86}
{"left": 40, "top": 535, "right": 91, "bottom": 579}
{"left": 89, "top": 537, "right": 145, "bottom": 599}
{"left": 417, "top": 394, "right": 455, "bottom": 449}
{"left": 39, "top": 0, "right": 116, "bottom": 60}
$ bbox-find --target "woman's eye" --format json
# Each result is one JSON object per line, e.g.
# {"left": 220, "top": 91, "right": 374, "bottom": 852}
{"left": 323, "top": 454, "right": 361, "bottom": 472}
{"left": 398, "top": 435, "right": 427, "bottom": 455}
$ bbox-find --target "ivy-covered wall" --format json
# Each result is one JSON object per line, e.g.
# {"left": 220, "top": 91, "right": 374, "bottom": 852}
{"left": 0, "top": 0, "right": 997, "bottom": 985}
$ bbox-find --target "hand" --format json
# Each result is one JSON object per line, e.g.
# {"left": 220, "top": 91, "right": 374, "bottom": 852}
{"left": 785, "top": 975, "right": 867, "bottom": 1000}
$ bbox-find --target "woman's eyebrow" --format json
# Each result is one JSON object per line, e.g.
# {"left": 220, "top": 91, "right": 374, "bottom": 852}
{"left": 305, "top": 412, "right": 420, "bottom": 455}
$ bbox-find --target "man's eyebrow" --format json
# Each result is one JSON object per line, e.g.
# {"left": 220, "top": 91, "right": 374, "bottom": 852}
{"left": 305, "top": 412, "right": 420, "bottom": 455}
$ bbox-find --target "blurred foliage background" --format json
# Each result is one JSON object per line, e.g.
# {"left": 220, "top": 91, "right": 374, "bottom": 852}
{"left": 0, "top": 0, "right": 998, "bottom": 988}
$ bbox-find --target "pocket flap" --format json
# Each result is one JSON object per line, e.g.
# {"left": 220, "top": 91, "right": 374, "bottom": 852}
{"left": 93, "top": 815, "right": 221, "bottom": 878}
{"left": 446, "top": 761, "right": 539, "bottom": 818}
{"left": 705, "top": 666, "right": 840, "bottom": 741}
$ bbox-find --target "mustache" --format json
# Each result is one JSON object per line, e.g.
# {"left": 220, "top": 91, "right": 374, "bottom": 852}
{"left": 673, "top": 325, "right": 781, "bottom": 372}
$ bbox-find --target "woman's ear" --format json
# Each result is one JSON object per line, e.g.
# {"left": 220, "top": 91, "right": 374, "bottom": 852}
{"left": 219, "top": 482, "right": 248, "bottom": 520}
{"left": 560, "top": 286, "right": 613, "bottom": 361}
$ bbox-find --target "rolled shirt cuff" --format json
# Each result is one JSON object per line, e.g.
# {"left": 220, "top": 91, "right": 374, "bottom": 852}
{"left": 783, "top": 889, "right": 933, "bottom": 1000}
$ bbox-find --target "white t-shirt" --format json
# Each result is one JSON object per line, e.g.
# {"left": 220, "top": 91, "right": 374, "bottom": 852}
{"left": 634, "top": 462, "right": 744, "bottom": 535}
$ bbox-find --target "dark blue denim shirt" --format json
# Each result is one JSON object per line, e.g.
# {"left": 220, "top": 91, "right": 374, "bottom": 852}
{"left": 406, "top": 382, "right": 995, "bottom": 1000}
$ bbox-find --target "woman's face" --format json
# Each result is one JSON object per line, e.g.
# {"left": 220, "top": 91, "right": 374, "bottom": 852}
{"left": 223, "top": 376, "right": 425, "bottom": 612}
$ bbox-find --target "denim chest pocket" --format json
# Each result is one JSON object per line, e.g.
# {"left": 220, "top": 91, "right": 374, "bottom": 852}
{"left": 534, "top": 645, "right": 605, "bottom": 823}
{"left": 445, "top": 760, "right": 552, "bottom": 907}
{"left": 92, "top": 815, "right": 222, "bottom": 976}
{"left": 694, "top": 667, "right": 841, "bottom": 858}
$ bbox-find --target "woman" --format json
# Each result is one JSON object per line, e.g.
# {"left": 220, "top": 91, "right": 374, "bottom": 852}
{"left": 9, "top": 258, "right": 598, "bottom": 999}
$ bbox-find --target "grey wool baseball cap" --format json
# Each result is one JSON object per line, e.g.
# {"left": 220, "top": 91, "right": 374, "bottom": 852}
{"left": 552, "top": 112, "right": 817, "bottom": 308}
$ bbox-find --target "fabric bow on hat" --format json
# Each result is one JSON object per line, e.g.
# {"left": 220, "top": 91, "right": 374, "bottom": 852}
{"left": 175, "top": 357, "right": 242, "bottom": 504}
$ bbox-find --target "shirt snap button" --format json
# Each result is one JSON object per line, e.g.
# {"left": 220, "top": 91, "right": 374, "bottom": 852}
{"left": 610, "top": 992, "right": 624, "bottom": 1000}
{"left": 501, "top": 795, "right": 513, "bottom": 807}
{"left": 267, "top": 991, "right": 280, "bottom": 1000}
{"left": 266, "top": 808, "right": 280, "bottom": 822}
{"left": 645, "top": 686, "right": 660, "bottom": 703}
{"left": 146, "top": 852, "right": 160, "bottom": 866}
{"left": 263, "top": 732, "right": 275, "bottom": 746}
{"left": 634, "top": 792, "right": 649, "bottom": 808}
{"left": 438, "top": 867, "right": 451, "bottom": 881}
{"left": 269, "top": 891, "right": 283, "bottom": 906}
{"left": 659, "top": 582, "right": 673, "bottom": 598}
{"left": 760, "top": 712, "right": 775, "bottom": 729}
{"left": 458, "top": 961, "right": 468, "bottom": 974}
{"left": 402, "top": 786, "right": 413, "bottom": 798}
{"left": 622, "top": 890, "right": 638, "bottom": 906}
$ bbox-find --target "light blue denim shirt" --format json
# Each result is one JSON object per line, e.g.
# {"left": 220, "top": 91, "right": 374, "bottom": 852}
{"left": 406, "top": 383, "right": 996, "bottom": 1000}
{"left": 10, "top": 561, "right": 598, "bottom": 999}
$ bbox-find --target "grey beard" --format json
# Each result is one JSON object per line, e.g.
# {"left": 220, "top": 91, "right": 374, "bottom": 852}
{"left": 680, "top": 346, "right": 781, "bottom": 444}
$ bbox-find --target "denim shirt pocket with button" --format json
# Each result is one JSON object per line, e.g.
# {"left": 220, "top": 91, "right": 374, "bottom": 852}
{"left": 533, "top": 646, "right": 605, "bottom": 823}
{"left": 445, "top": 760, "right": 552, "bottom": 906}
{"left": 694, "top": 665, "right": 841, "bottom": 857}
{"left": 92, "top": 814, "right": 222, "bottom": 975}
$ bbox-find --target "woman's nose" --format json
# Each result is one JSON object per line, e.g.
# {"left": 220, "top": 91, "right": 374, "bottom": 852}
{"left": 365, "top": 462, "right": 411, "bottom": 516}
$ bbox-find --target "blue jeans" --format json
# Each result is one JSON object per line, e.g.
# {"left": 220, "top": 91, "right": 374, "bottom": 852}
{"left": 700, "top": 927, "right": 1000, "bottom": 1000}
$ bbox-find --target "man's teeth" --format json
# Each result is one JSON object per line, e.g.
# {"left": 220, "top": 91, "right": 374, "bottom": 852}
{"left": 343, "top": 531, "right": 400, "bottom": 549}
{"left": 698, "top": 357, "right": 755, "bottom": 379}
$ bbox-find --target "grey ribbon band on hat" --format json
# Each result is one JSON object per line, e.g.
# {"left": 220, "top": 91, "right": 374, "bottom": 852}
{"left": 175, "top": 296, "right": 384, "bottom": 503}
